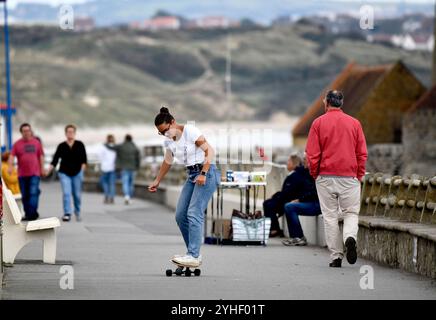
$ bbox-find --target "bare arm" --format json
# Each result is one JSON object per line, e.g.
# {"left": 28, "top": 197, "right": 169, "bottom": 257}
{"left": 195, "top": 135, "right": 214, "bottom": 173}
{"left": 148, "top": 150, "right": 173, "bottom": 192}
{"left": 194, "top": 136, "right": 215, "bottom": 186}
{"left": 40, "top": 154, "right": 46, "bottom": 176}
{"left": 156, "top": 153, "right": 173, "bottom": 182}
{"left": 47, "top": 143, "right": 60, "bottom": 175}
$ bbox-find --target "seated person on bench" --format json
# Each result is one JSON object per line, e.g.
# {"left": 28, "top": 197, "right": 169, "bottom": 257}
{"left": 282, "top": 156, "right": 321, "bottom": 246}
{"left": 263, "top": 153, "right": 303, "bottom": 237}
{"left": 2, "top": 151, "right": 21, "bottom": 195}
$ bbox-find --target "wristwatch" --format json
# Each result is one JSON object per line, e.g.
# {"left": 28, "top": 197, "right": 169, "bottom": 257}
{"left": 200, "top": 171, "right": 208, "bottom": 176}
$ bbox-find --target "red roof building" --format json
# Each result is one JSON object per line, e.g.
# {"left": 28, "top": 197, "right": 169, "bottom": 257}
{"left": 143, "top": 16, "right": 181, "bottom": 31}
{"left": 292, "top": 61, "right": 426, "bottom": 147}
{"left": 408, "top": 85, "right": 436, "bottom": 113}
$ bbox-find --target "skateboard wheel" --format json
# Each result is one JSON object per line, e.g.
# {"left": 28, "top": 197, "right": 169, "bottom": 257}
{"left": 175, "top": 267, "right": 183, "bottom": 276}
{"left": 194, "top": 269, "right": 201, "bottom": 276}
{"left": 166, "top": 269, "right": 173, "bottom": 277}
{"left": 185, "top": 269, "right": 192, "bottom": 277}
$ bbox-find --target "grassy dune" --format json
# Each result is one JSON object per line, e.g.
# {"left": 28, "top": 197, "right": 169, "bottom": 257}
{"left": 0, "top": 24, "right": 432, "bottom": 128}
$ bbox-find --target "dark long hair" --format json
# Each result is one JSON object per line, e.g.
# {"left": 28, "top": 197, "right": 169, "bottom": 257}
{"left": 154, "top": 107, "right": 174, "bottom": 126}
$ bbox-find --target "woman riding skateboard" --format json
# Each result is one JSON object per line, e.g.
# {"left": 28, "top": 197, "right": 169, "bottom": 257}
{"left": 148, "top": 107, "right": 220, "bottom": 268}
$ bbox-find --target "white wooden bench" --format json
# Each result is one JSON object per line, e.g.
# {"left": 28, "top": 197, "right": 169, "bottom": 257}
{"left": 13, "top": 193, "right": 24, "bottom": 216}
{"left": 2, "top": 185, "right": 60, "bottom": 264}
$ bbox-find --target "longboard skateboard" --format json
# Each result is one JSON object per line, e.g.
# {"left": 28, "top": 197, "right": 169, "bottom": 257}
{"left": 166, "top": 259, "right": 201, "bottom": 277}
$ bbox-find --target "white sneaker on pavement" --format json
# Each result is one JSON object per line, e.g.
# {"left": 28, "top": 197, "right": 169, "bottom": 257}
{"left": 172, "top": 255, "right": 201, "bottom": 268}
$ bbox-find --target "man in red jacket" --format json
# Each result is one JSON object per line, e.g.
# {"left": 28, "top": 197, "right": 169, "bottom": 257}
{"left": 306, "top": 90, "right": 367, "bottom": 268}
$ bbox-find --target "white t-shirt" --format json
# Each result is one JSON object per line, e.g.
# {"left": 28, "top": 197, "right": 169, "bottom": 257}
{"left": 98, "top": 144, "right": 117, "bottom": 172}
{"left": 164, "top": 124, "right": 205, "bottom": 166}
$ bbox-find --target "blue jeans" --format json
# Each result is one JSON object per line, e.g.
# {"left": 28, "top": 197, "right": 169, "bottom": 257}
{"left": 284, "top": 202, "right": 321, "bottom": 238}
{"left": 59, "top": 171, "right": 84, "bottom": 216}
{"left": 18, "top": 176, "right": 41, "bottom": 219}
{"left": 101, "top": 171, "right": 116, "bottom": 198}
{"left": 175, "top": 164, "right": 220, "bottom": 258}
{"left": 121, "top": 170, "right": 136, "bottom": 198}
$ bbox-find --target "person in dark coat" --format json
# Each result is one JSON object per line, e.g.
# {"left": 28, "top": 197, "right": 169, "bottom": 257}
{"left": 263, "top": 154, "right": 303, "bottom": 237}
{"left": 109, "top": 134, "right": 140, "bottom": 205}
{"left": 47, "top": 124, "right": 87, "bottom": 222}
{"left": 282, "top": 156, "right": 321, "bottom": 246}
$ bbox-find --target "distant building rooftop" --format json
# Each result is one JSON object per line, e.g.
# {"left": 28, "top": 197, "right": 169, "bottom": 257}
{"left": 409, "top": 85, "right": 436, "bottom": 113}
{"left": 292, "top": 62, "right": 392, "bottom": 138}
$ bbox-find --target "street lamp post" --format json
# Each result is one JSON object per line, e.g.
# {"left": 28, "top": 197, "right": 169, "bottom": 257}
{"left": 225, "top": 34, "right": 233, "bottom": 165}
{"left": 0, "top": 0, "right": 8, "bottom": 279}
{"left": 1, "top": 0, "right": 12, "bottom": 150}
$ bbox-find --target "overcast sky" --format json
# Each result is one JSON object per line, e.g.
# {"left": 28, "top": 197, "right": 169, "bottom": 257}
{"left": 5, "top": 0, "right": 436, "bottom": 7}
{"left": 6, "top": 0, "right": 88, "bottom": 8}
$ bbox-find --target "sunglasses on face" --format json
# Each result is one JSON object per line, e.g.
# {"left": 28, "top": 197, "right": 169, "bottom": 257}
{"left": 158, "top": 124, "right": 171, "bottom": 136}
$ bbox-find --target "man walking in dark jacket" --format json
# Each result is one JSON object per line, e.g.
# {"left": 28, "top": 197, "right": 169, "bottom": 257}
{"left": 110, "top": 134, "right": 140, "bottom": 205}
{"left": 263, "top": 154, "right": 302, "bottom": 237}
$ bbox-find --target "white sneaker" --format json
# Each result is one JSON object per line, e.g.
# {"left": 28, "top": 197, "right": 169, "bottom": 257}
{"left": 124, "top": 196, "right": 131, "bottom": 205}
{"left": 172, "top": 253, "right": 200, "bottom": 261}
{"left": 172, "top": 255, "right": 201, "bottom": 268}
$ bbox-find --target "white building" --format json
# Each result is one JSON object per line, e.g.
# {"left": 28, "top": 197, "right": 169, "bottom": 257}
{"left": 194, "top": 16, "right": 232, "bottom": 29}
{"left": 391, "top": 34, "right": 434, "bottom": 51}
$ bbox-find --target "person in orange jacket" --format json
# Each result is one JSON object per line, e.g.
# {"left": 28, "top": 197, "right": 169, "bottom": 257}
{"left": 2, "top": 151, "right": 21, "bottom": 194}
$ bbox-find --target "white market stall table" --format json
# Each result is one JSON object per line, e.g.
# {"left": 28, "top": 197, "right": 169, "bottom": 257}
{"left": 205, "top": 181, "right": 267, "bottom": 245}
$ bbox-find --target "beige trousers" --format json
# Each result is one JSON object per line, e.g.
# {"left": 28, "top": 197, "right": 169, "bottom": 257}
{"left": 315, "top": 176, "right": 361, "bottom": 260}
